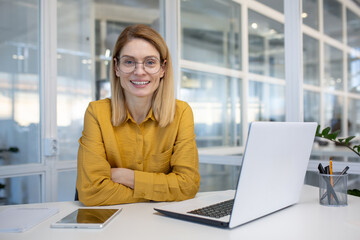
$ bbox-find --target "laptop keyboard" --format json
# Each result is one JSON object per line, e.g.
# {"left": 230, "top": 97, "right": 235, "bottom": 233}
{"left": 187, "top": 199, "right": 234, "bottom": 219}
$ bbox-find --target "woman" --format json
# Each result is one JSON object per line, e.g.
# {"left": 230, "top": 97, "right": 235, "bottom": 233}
{"left": 76, "top": 24, "right": 200, "bottom": 206}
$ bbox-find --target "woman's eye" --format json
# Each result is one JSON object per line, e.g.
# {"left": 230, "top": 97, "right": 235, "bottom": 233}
{"left": 145, "top": 59, "right": 156, "bottom": 66}
{"left": 123, "top": 60, "right": 134, "bottom": 65}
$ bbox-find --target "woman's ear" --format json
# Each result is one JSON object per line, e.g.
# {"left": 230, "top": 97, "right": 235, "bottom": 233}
{"left": 114, "top": 57, "right": 121, "bottom": 77}
{"left": 160, "top": 60, "right": 166, "bottom": 79}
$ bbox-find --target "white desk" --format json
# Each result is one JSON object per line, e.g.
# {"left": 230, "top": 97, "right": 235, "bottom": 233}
{"left": 0, "top": 185, "right": 359, "bottom": 240}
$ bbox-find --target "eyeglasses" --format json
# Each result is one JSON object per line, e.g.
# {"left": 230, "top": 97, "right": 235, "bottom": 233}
{"left": 117, "top": 56, "right": 163, "bottom": 74}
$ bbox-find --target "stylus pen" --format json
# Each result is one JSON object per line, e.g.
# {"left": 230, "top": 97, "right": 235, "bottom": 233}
{"left": 320, "top": 166, "right": 349, "bottom": 202}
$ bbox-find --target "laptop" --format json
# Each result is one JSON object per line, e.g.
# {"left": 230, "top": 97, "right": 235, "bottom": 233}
{"left": 154, "top": 121, "right": 317, "bottom": 228}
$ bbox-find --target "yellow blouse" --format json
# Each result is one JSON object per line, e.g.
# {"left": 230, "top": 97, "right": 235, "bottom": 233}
{"left": 77, "top": 98, "right": 200, "bottom": 206}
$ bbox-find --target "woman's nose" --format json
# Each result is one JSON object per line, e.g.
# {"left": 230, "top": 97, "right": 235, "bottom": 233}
{"left": 133, "top": 62, "right": 146, "bottom": 74}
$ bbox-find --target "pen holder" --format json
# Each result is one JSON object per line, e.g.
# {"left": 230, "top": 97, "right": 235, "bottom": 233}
{"left": 318, "top": 172, "right": 348, "bottom": 207}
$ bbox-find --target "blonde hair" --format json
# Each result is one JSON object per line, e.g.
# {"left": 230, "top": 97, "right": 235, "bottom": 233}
{"left": 110, "top": 24, "right": 175, "bottom": 127}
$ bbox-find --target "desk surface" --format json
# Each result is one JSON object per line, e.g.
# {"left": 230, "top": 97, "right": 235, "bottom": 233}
{"left": 0, "top": 185, "right": 359, "bottom": 240}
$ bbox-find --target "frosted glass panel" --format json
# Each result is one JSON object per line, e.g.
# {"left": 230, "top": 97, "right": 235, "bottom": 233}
{"left": 303, "top": 0, "right": 319, "bottom": 30}
{"left": 324, "top": 44, "right": 343, "bottom": 91}
{"left": 304, "top": 90, "right": 320, "bottom": 123}
{"left": 323, "top": 94, "right": 343, "bottom": 135}
{"left": 180, "top": 69, "right": 242, "bottom": 148}
{"left": 248, "top": 81, "right": 285, "bottom": 122}
{"left": 0, "top": 175, "right": 41, "bottom": 205}
{"left": 57, "top": 170, "right": 77, "bottom": 202}
{"left": 0, "top": 0, "right": 40, "bottom": 166}
{"left": 181, "top": 0, "right": 241, "bottom": 70}
{"left": 347, "top": 9, "right": 360, "bottom": 50}
{"left": 248, "top": 10, "right": 284, "bottom": 79}
{"left": 57, "top": 1, "right": 92, "bottom": 161}
{"left": 324, "top": 0, "right": 343, "bottom": 42}
{"left": 348, "top": 53, "right": 360, "bottom": 93}
{"left": 255, "top": 0, "right": 283, "bottom": 13}
{"left": 348, "top": 98, "right": 360, "bottom": 137}
{"left": 303, "top": 34, "right": 320, "bottom": 86}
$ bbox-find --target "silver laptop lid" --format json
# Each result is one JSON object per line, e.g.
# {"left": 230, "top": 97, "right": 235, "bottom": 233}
{"left": 229, "top": 121, "right": 316, "bottom": 228}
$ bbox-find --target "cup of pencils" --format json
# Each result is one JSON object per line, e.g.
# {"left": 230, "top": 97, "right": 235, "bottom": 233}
{"left": 318, "top": 159, "right": 349, "bottom": 207}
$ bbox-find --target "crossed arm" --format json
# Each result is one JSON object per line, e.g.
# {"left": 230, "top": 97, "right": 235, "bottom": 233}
{"left": 111, "top": 168, "right": 134, "bottom": 189}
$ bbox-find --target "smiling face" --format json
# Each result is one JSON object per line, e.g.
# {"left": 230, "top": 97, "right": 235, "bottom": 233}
{"left": 114, "top": 38, "right": 165, "bottom": 102}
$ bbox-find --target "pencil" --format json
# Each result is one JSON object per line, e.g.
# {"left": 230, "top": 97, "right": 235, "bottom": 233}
{"left": 329, "top": 158, "right": 333, "bottom": 187}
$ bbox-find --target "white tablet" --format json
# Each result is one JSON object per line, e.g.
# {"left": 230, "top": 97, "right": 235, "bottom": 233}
{"left": 51, "top": 208, "right": 121, "bottom": 229}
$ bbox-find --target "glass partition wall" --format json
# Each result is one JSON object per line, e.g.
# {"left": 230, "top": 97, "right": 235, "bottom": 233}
{"left": 180, "top": 0, "right": 360, "bottom": 191}
{"left": 0, "top": 0, "right": 42, "bottom": 204}
{"left": 1, "top": 0, "right": 360, "bottom": 203}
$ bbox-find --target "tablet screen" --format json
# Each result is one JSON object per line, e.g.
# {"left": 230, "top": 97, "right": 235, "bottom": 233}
{"left": 52, "top": 208, "right": 121, "bottom": 229}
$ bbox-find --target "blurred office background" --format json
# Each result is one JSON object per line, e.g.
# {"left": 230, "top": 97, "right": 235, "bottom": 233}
{"left": 0, "top": 0, "right": 360, "bottom": 204}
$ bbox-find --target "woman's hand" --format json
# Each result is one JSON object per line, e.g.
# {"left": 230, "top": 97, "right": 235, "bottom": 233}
{"left": 111, "top": 168, "right": 135, "bottom": 189}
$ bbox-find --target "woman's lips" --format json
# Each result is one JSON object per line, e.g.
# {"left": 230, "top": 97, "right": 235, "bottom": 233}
{"left": 130, "top": 80, "right": 150, "bottom": 87}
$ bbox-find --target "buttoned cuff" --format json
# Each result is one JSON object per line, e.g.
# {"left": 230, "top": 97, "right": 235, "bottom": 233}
{"left": 133, "top": 170, "right": 154, "bottom": 199}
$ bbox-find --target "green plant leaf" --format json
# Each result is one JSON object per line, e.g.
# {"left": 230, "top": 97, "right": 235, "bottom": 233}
{"left": 327, "top": 130, "right": 340, "bottom": 140}
{"left": 348, "top": 189, "right": 360, "bottom": 197}
{"left": 321, "top": 127, "right": 331, "bottom": 136}
{"left": 315, "top": 126, "right": 360, "bottom": 158}
{"left": 345, "top": 136, "right": 355, "bottom": 145}
{"left": 354, "top": 145, "right": 360, "bottom": 153}
{"left": 316, "top": 125, "right": 321, "bottom": 136}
